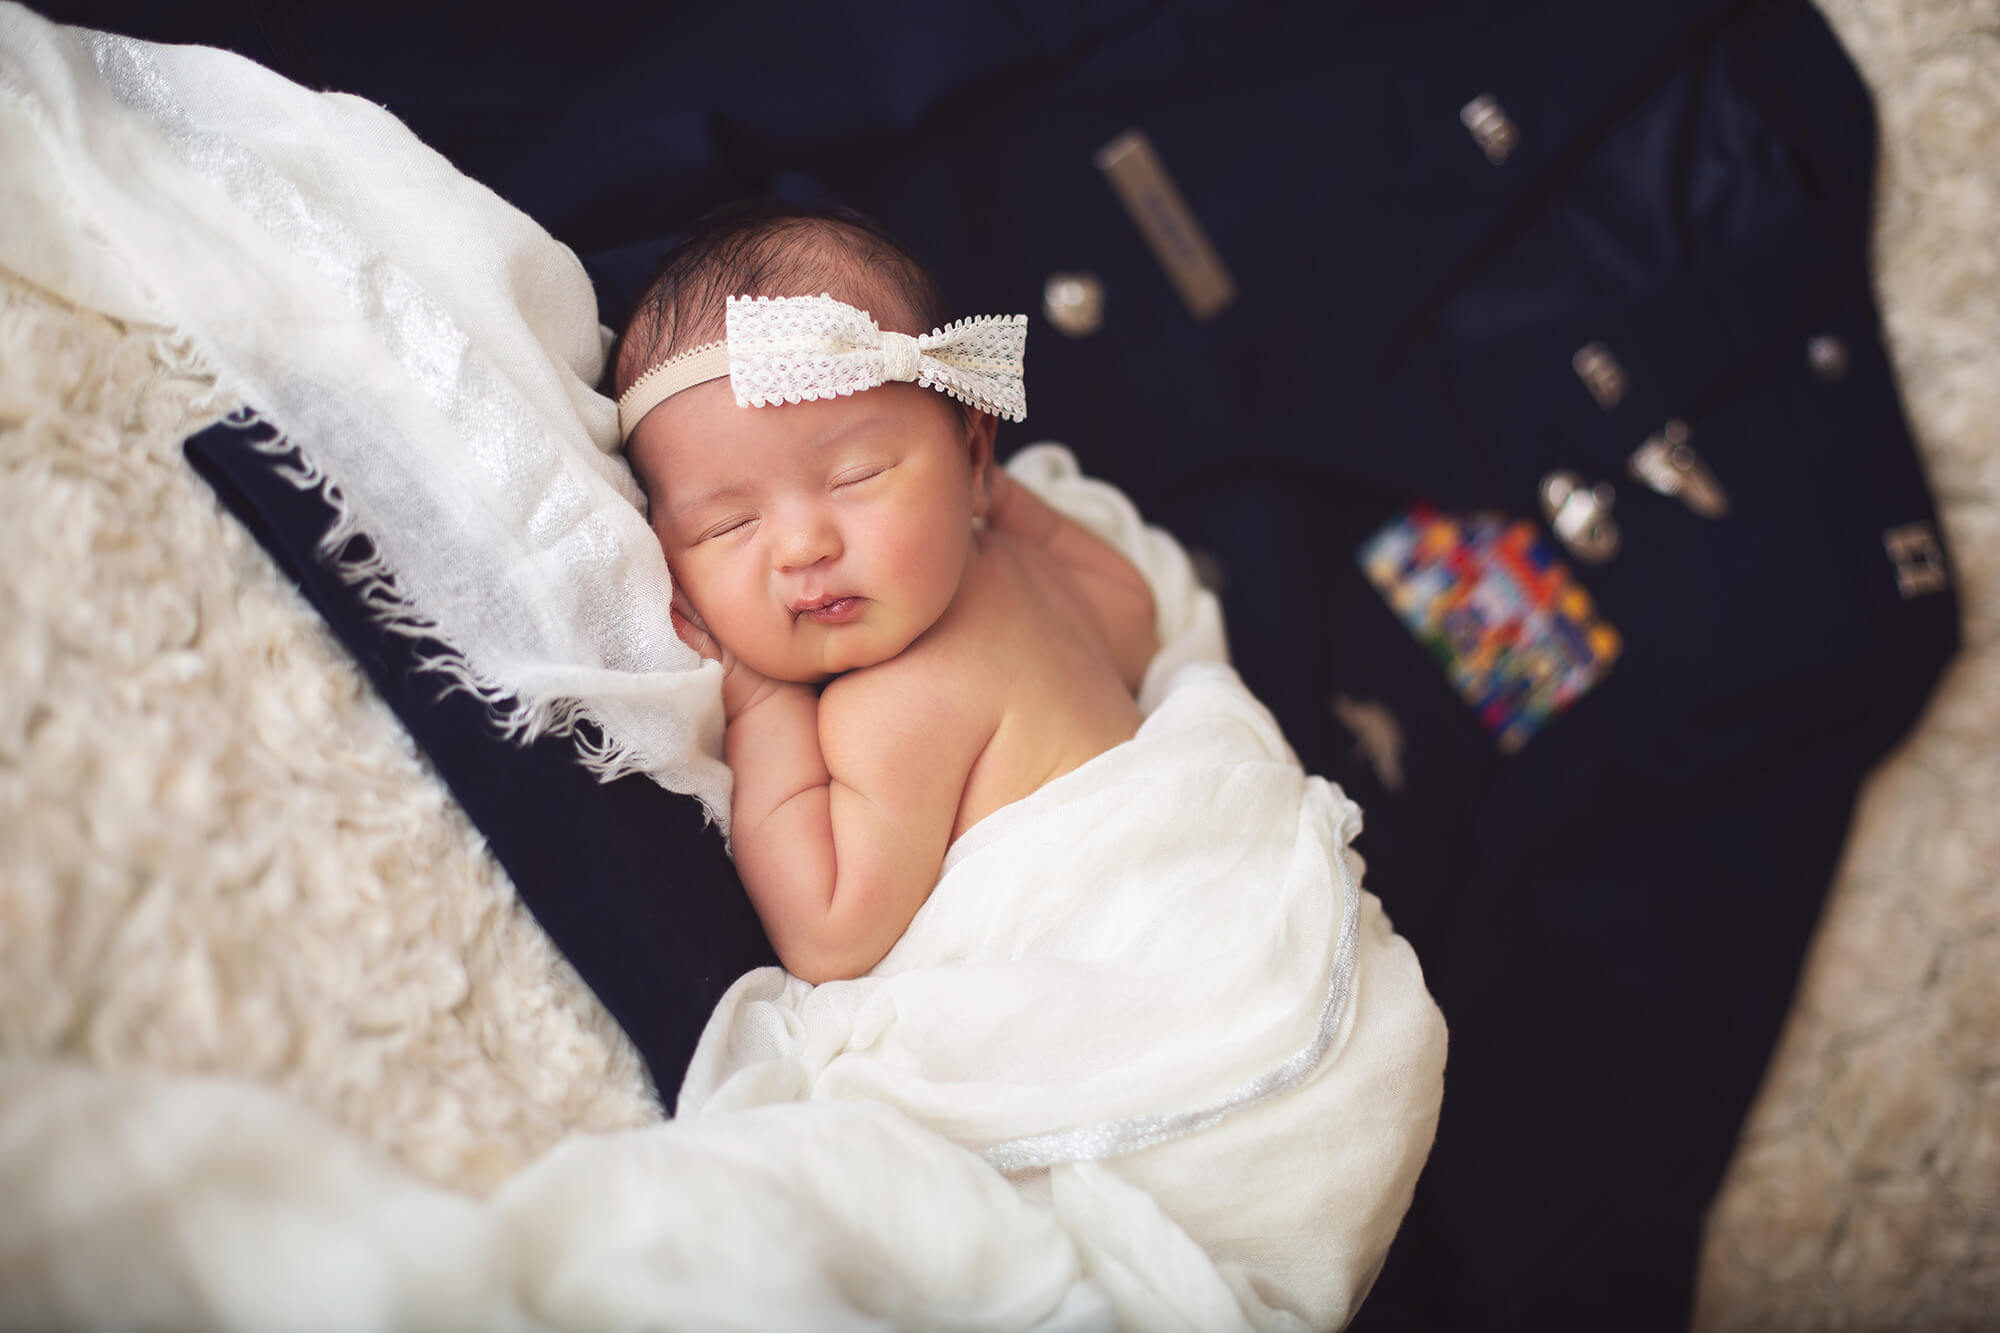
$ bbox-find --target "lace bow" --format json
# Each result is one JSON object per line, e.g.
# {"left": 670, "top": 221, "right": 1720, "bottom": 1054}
{"left": 725, "top": 294, "right": 1026, "bottom": 421}
{"left": 616, "top": 293, "right": 1027, "bottom": 440}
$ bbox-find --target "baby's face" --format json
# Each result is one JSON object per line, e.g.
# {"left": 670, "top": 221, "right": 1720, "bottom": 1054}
{"left": 631, "top": 381, "right": 990, "bottom": 682}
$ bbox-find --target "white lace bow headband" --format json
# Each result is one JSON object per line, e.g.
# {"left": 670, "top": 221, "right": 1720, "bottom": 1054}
{"left": 618, "top": 293, "right": 1027, "bottom": 441}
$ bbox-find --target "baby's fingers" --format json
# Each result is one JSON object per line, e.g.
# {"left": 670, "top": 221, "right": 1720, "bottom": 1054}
{"left": 669, "top": 593, "right": 721, "bottom": 661}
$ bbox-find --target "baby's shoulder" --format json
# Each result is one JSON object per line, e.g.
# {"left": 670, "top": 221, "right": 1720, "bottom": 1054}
{"left": 818, "top": 623, "right": 998, "bottom": 745}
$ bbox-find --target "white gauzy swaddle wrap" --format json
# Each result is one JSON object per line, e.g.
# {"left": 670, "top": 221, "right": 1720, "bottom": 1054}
{"left": 0, "top": 4, "right": 731, "bottom": 820}
{"left": 676, "top": 446, "right": 1448, "bottom": 1330}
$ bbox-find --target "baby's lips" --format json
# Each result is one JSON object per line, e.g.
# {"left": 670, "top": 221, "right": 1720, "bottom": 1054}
{"left": 789, "top": 590, "right": 840, "bottom": 614}
{"left": 798, "top": 596, "right": 864, "bottom": 625}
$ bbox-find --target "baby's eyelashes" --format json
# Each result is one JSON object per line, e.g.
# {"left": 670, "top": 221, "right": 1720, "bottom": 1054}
{"left": 693, "top": 514, "right": 757, "bottom": 543}
{"left": 830, "top": 461, "right": 892, "bottom": 489}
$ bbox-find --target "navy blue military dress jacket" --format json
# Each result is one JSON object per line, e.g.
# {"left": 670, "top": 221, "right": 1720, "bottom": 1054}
{"left": 72, "top": 0, "right": 1956, "bottom": 1326}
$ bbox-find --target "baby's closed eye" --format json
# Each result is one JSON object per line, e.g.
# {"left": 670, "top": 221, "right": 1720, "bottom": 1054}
{"left": 830, "top": 461, "right": 894, "bottom": 489}
{"left": 693, "top": 513, "right": 758, "bottom": 543}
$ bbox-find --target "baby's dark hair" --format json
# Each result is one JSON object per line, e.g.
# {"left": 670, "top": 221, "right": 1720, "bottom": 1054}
{"left": 611, "top": 199, "right": 952, "bottom": 402}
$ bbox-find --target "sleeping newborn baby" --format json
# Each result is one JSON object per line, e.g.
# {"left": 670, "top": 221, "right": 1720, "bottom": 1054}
{"left": 613, "top": 201, "right": 1448, "bottom": 1330}
{"left": 615, "top": 202, "right": 1158, "bottom": 984}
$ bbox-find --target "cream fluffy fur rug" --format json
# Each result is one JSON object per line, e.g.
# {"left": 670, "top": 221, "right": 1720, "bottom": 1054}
{"left": 0, "top": 292, "right": 662, "bottom": 1193}
{"left": 0, "top": 2, "right": 1993, "bottom": 1327}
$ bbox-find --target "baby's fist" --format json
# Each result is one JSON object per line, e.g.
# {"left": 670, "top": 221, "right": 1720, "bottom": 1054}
{"left": 671, "top": 589, "right": 779, "bottom": 719}
{"left": 669, "top": 590, "right": 722, "bottom": 663}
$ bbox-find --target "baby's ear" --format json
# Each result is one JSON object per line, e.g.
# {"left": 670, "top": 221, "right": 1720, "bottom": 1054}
{"left": 965, "top": 409, "right": 999, "bottom": 516}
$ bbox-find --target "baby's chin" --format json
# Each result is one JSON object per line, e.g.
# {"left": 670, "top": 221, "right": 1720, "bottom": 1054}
{"left": 731, "top": 618, "right": 927, "bottom": 684}
{"left": 760, "top": 644, "right": 903, "bottom": 684}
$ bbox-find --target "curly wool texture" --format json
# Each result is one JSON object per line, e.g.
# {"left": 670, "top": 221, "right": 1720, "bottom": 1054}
{"left": 0, "top": 0, "right": 1994, "bottom": 1323}
{"left": 0, "top": 274, "right": 661, "bottom": 1197}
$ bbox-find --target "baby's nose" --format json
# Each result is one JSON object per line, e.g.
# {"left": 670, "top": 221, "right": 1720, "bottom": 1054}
{"left": 774, "top": 506, "right": 841, "bottom": 570}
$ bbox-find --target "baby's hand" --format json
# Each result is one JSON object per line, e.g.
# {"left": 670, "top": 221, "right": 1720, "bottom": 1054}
{"left": 668, "top": 590, "right": 723, "bottom": 663}
{"left": 671, "top": 591, "right": 781, "bottom": 719}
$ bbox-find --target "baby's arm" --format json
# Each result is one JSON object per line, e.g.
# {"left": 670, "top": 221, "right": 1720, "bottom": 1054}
{"left": 987, "top": 468, "right": 1158, "bottom": 690}
{"left": 677, "top": 600, "right": 979, "bottom": 983}
{"left": 725, "top": 666, "right": 980, "bottom": 983}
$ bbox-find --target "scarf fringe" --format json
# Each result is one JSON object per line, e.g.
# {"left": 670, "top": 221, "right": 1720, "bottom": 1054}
{"left": 228, "top": 405, "right": 657, "bottom": 787}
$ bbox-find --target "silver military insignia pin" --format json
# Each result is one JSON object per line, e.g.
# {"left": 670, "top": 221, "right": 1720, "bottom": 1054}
{"left": 1572, "top": 342, "right": 1629, "bottom": 411}
{"left": 1460, "top": 95, "right": 1519, "bottom": 165}
{"left": 1042, "top": 273, "right": 1105, "bottom": 338}
{"left": 1539, "top": 471, "right": 1621, "bottom": 564}
{"left": 1627, "top": 420, "right": 1729, "bottom": 519}
{"left": 1883, "top": 522, "right": 1949, "bottom": 598}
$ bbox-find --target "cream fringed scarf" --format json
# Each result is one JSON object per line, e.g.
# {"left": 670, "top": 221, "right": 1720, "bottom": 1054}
{"left": 0, "top": 4, "right": 733, "bottom": 823}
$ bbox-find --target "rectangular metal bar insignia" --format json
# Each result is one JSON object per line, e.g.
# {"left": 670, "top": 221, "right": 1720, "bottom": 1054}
{"left": 1094, "top": 129, "right": 1236, "bottom": 321}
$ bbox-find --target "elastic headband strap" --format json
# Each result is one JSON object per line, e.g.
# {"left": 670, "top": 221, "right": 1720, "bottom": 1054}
{"left": 617, "top": 341, "right": 728, "bottom": 440}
